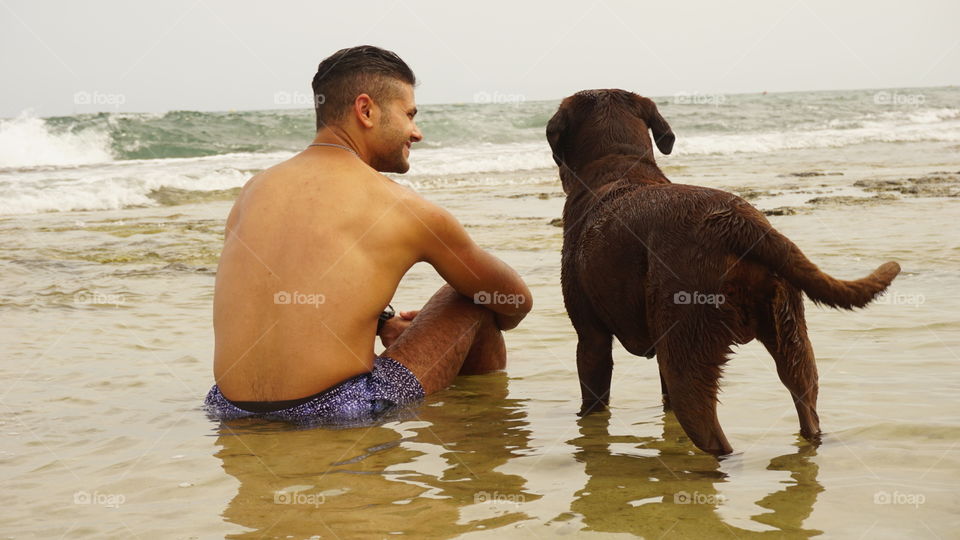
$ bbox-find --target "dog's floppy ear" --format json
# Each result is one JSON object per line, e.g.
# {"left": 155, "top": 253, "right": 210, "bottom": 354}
{"left": 634, "top": 96, "right": 675, "bottom": 155}
{"left": 546, "top": 103, "right": 569, "bottom": 166}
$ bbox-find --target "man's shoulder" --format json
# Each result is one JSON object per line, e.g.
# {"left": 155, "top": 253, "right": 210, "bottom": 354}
{"left": 385, "top": 182, "right": 453, "bottom": 229}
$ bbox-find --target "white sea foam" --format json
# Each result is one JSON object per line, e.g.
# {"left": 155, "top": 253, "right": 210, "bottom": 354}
{"left": 407, "top": 116, "right": 960, "bottom": 175}
{"left": 0, "top": 153, "right": 277, "bottom": 215}
{"left": 677, "top": 113, "right": 960, "bottom": 155}
{"left": 0, "top": 112, "right": 114, "bottom": 168}
{"left": 407, "top": 142, "right": 554, "bottom": 176}
{"left": 1, "top": 101, "right": 958, "bottom": 215}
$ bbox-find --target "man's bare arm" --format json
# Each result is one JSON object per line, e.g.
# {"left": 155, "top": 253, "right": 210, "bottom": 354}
{"left": 413, "top": 200, "right": 532, "bottom": 330}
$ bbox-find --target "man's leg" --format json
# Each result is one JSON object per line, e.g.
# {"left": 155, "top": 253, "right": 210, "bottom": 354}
{"left": 383, "top": 285, "right": 506, "bottom": 395}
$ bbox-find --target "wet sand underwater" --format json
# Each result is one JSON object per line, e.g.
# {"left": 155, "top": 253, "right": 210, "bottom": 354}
{"left": 2, "top": 127, "right": 959, "bottom": 536}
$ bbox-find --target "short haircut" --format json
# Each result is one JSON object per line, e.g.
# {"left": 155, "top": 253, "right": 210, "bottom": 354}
{"left": 312, "top": 45, "right": 416, "bottom": 130}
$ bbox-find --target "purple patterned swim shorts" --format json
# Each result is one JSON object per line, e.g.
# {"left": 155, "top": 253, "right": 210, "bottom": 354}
{"left": 203, "top": 356, "right": 425, "bottom": 425}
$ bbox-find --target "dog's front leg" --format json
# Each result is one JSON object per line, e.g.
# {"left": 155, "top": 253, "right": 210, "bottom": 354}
{"left": 575, "top": 326, "right": 613, "bottom": 416}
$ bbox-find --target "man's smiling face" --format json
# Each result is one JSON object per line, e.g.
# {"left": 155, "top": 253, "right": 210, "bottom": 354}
{"left": 372, "top": 81, "right": 422, "bottom": 174}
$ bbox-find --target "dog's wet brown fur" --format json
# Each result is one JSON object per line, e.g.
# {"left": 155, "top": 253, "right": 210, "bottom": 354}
{"left": 548, "top": 89, "right": 900, "bottom": 456}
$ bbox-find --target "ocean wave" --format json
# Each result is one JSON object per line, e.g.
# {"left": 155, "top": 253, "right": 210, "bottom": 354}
{"left": 409, "top": 113, "right": 960, "bottom": 172}
{"left": 3, "top": 87, "right": 960, "bottom": 215}
{"left": 3, "top": 119, "right": 959, "bottom": 215}
{"left": 3, "top": 90, "right": 958, "bottom": 168}
{"left": 0, "top": 159, "right": 253, "bottom": 215}
{"left": 903, "top": 107, "right": 960, "bottom": 123}
{"left": 677, "top": 116, "right": 960, "bottom": 155}
{"left": 0, "top": 112, "right": 114, "bottom": 168}
{"left": 408, "top": 142, "right": 553, "bottom": 175}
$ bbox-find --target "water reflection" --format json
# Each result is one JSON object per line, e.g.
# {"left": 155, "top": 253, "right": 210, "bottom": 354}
{"left": 212, "top": 371, "right": 532, "bottom": 539}
{"left": 565, "top": 411, "right": 824, "bottom": 538}
{"left": 211, "top": 374, "right": 825, "bottom": 538}
{"left": 752, "top": 445, "right": 824, "bottom": 536}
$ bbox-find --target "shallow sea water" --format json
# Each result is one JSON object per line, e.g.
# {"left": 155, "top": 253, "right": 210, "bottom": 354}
{"left": 1, "top": 139, "right": 959, "bottom": 539}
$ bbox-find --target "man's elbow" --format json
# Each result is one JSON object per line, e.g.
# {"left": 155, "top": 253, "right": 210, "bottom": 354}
{"left": 501, "top": 285, "right": 532, "bottom": 316}
{"left": 494, "top": 311, "right": 526, "bottom": 332}
{"left": 516, "top": 288, "right": 533, "bottom": 315}
{"left": 497, "top": 288, "right": 532, "bottom": 331}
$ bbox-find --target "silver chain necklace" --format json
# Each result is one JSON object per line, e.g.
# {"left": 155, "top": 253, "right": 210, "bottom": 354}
{"left": 307, "top": 143, "right": 359, "bottom": 157}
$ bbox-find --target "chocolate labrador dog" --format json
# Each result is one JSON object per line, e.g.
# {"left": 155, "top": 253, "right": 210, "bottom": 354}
{"left": 547, "top": 89, "right": 900, "bottom": 456}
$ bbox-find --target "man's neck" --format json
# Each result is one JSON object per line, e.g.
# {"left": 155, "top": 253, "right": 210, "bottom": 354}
{"left": 311, "top": 126, "right": 367, "bottom": 164}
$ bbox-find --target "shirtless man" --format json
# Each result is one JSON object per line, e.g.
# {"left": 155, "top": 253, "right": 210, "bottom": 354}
{"left": 204, "top": 45, "right": 532, "bottom": 422}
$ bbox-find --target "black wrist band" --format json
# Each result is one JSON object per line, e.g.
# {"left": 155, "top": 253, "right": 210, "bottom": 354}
{"left": 377, "top": 304, "right": 395, "bottom": 335}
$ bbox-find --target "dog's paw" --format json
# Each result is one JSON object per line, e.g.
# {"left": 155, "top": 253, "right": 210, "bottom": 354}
{"left": 577, "top": 400, "right": 608, "bottom": 416}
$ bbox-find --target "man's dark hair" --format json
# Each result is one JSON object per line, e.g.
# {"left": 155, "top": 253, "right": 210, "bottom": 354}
{"left": 312, "top": 45, "right": 416, "bottom": 130}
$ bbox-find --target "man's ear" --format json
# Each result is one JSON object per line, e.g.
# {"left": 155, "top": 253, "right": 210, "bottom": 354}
{"left": 355, "top": 94, "right": 375, "bottom": 128}
{"left": 634, "top": 96, "right": 675, "bottom": 155}
{"left": 546, "top": 103, "right": 569, "bottom": 166}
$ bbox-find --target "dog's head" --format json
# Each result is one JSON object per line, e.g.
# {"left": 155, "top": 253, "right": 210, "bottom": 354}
{"left": 546, "top": 89, "right": 675, "bottom": 176}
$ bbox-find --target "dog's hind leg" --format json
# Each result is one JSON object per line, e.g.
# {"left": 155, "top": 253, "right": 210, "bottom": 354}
{"left": 656, "top": 323, "right": 733, "bottom": 456}
{"left": 757, "top": 283, "right": 821, "bottom": 440}
{"left": 657, "top": 361, "right": 671, "bottom": 410}
{"left": 575, "top": 323, "right": 614, "bottom": 416}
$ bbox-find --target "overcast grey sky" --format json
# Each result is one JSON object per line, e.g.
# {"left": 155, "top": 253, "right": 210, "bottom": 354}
{"left": 1, "top": 0, "right": 957, "bottom": 118}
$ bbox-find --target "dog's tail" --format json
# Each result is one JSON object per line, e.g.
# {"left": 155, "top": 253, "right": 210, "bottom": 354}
{"left": 709, "top": 203, "right": 900, "bottom": 309}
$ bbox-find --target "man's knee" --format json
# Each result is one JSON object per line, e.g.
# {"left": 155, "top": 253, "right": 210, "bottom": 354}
{"left": 432, "top": 284, "right": 469, "bottom": 306}
{"left": 428, "top": 285, "right": 491, "bottom": 320}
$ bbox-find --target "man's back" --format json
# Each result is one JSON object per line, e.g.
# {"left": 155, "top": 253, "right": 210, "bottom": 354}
{"left": 205, "top": 45, "right": 530, "bottom": 420}
{"left": 213, "top": 152, "right": 421, "bottom": 401}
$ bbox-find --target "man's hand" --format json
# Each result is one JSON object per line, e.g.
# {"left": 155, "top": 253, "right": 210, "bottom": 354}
{"left": 379, "top": 310, "right": 418, "bottom": 348}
